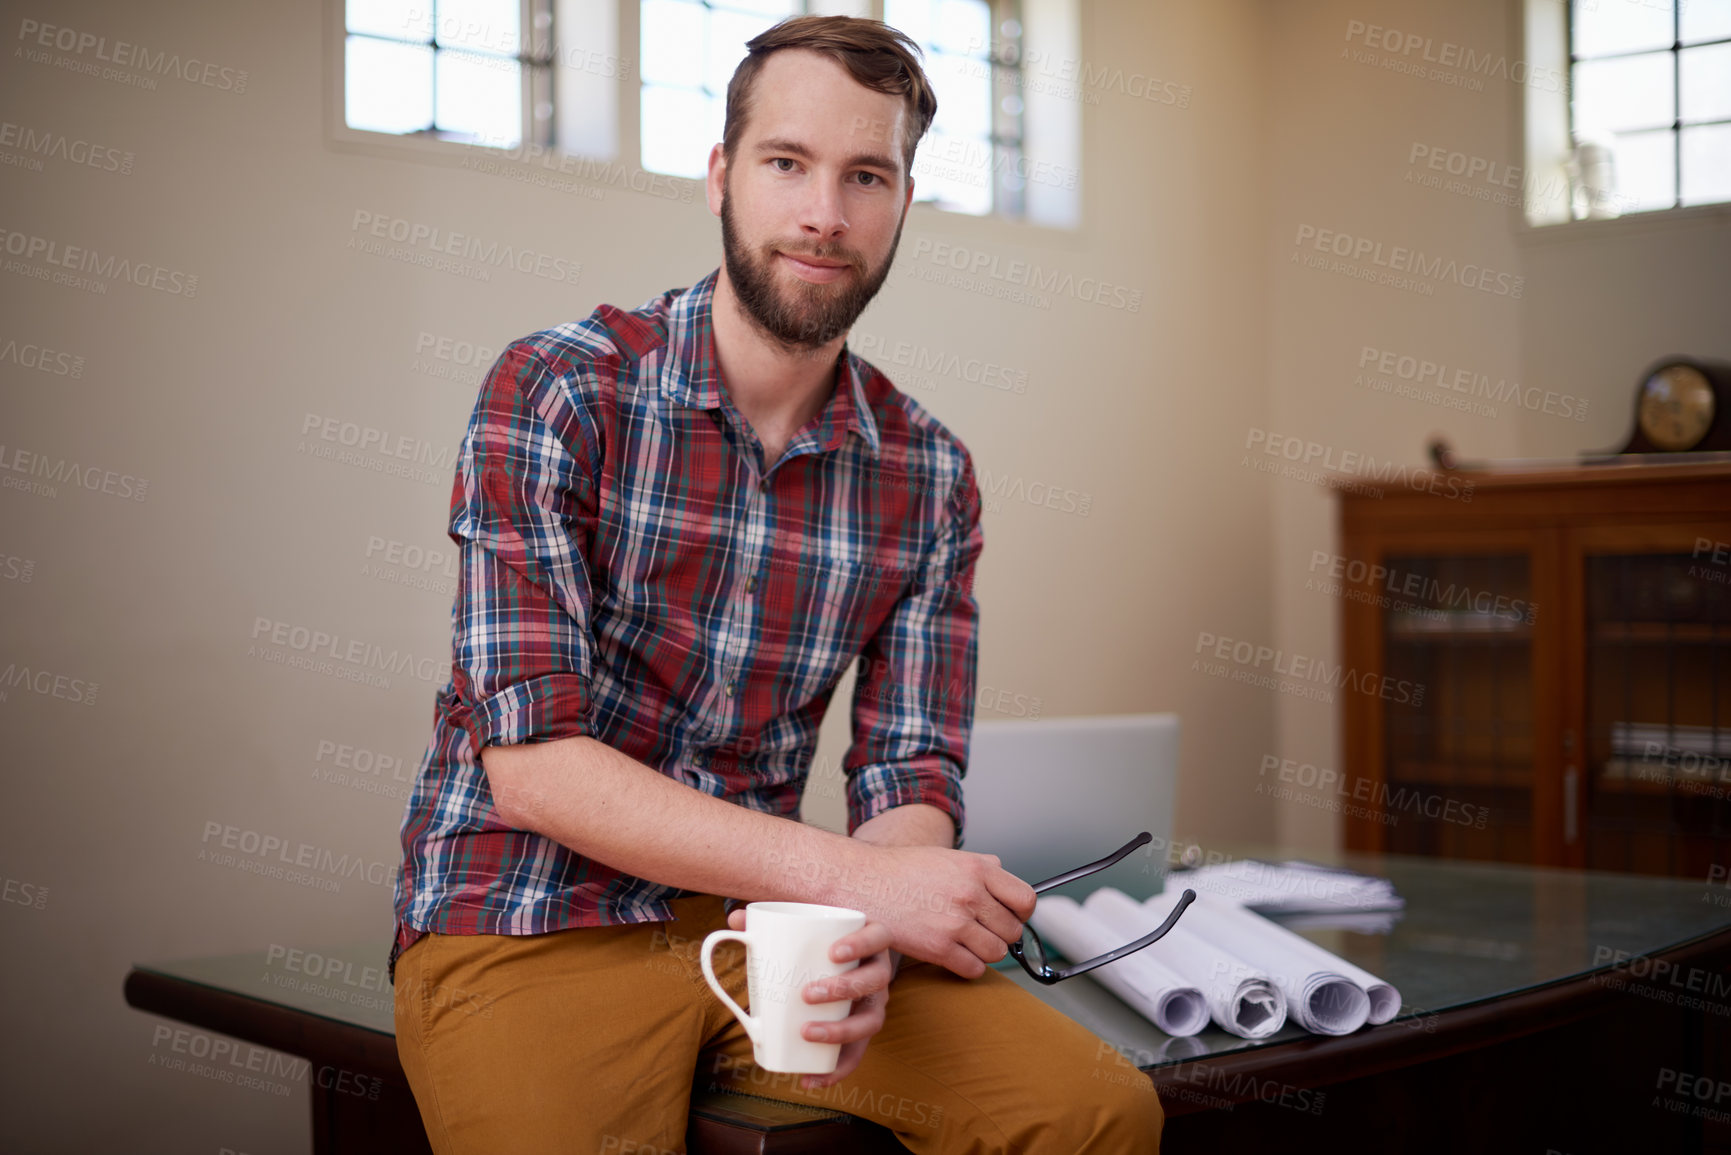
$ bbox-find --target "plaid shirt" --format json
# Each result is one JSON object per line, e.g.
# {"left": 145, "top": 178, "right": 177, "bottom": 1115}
{"left": 391, "top": 269, "right": 983, "bottom": 979}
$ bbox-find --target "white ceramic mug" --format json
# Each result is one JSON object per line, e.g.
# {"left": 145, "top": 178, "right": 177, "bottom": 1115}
{"left": 700, "top": 901, "right": 867, "bottom": 1074}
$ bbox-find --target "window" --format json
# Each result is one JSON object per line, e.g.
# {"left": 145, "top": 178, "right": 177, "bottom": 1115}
{"left": 638, "top": 0, "right": 802, "bottom": 180}
{"left": 339, "top": 0, "right": 553, "bottom": 148}
{"left": 1569, "top": 0, "right": 1731, "bottom": 212}
{"left": 639, "top": 0, "right": 1074, "bottom": 223}
{"left": 887, "top": 0, "right": 1026, "bottom": 218}
{"left": 343, "top": 0, "right": 556, "bottom": 149}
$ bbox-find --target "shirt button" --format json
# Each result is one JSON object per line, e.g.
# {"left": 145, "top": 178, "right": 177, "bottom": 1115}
{"left": 694, "top": 753, "right": 707, "bottom": 767}
{"left": 723, "top": 681, "right": 735, "bottom": 698}
{"left": 746, "top": 575, "right": 758, "bottom": 594}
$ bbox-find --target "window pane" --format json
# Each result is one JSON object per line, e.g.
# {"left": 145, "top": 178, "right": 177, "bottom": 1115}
{"left": 436, "top": 49, "right": 523, "bottom": 145}
{"left": 642, "top": 85, "right": 716, "bottom": 178}
{"left": 1681, "top": 43, "right": 1731, "bottom": 123}
{"left": 1681, "top": 0, "right": 1731, "bottom": 46}
{"left": 931, "top": 0, "right": 991, "bottom": 57}
{"left": 722, "top": 0, "right": 800, "bottom": 16}
{"left": 927, "top": 51, "right": 991, "bottom": 140}
{"left": 436, "top": 0, "right": 521, "bottom": 55}
{"left": 348, "top": 0, "right": 430, "bottom": 42}
{"left": 1611, "top": 128, "right": 1678, "bottom": 211}
{"left": 883, "top": 0, "right": 933, "bottom": 48}
{"left": 642, "top": 0, "right": 704, "bottom": 89}
{"left": 346, "top": 35, "right": 434, "bottom": 133}
{"left": 914, "top": 129, "right": 991, "bottom": 214}
{"left": 1573, "top": 53, "right": 1676, "bottom": 135}
{"left": 706, "top": 8, "right": 782, "bottom": 94}
{"left": 1682, "top": 124, "right": 1731, "bottom": 204}
{"left": 887, "top": 0, "right": 1015, "bottom": 218}
{"left": 1572, "top": 0, "right": 1675, "bottom": 59}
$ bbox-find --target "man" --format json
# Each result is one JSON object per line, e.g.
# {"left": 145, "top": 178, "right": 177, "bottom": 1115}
{"left": 391, "top": 14, "right": 1163, "bottom": 1153}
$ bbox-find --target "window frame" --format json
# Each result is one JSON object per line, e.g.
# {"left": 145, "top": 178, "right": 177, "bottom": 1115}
{"left": 1519, "top": 0, "right": 1731, "bottom": 242}
{"left": 326, "top": 0, "right": 627, "bottom": 172}
{"left": 1566, "top": 0, "right": 1731, "bottom": 214}
{"left": 887, "top": 0, "right": 1030, "bottom": 219}
{"left": 328, "top": 0, "right": 556, "bottom": 158}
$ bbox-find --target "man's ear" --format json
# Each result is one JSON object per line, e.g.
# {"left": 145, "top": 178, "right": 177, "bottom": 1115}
{"left": 706, "top": 143, "right": 728, "bottom": 217}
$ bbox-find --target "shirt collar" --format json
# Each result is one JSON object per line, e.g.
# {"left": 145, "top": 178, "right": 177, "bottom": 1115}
{"left": 661, "top": 269, "right": 881, "bottom": 459}
{"left": 832, "top": 346, "right": 883, "bottom": 459}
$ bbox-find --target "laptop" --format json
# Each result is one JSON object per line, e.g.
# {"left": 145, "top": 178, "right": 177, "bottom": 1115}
{"left": 961, "top": 713, "right": 1179, "bottom": 899}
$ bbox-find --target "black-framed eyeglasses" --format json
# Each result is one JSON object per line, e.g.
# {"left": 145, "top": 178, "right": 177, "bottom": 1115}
{"left": 1007, "top": 831, "right": 1197, "bottom": 986}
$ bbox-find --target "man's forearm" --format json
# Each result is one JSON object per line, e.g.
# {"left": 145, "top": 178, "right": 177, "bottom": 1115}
{"left": 853, "top": 802, "right": 955, "bottom": 850}
{"left": 484, "top": 735, "right": 874, "bottom": 906}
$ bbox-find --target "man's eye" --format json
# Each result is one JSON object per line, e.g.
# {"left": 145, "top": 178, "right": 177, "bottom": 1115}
{"left": 856, "top": 171, "right": 880, "bottom": 187}
{"left": 772, "top": 158, "right": 796, "bottom": 172}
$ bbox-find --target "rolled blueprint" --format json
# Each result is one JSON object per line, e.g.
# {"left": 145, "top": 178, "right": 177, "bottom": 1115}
{"left": 1083, "top": 888, "right": 1287, "bottom": 1039}
{"left": 1154, "top": 886, "right": 1401, "bottom": 1025}
{"left": 1029, "top": 896, "right": 1211, "bottom": 1037}
{"left": 1142, "top": 889, "right": 1396, "bottom": 1034}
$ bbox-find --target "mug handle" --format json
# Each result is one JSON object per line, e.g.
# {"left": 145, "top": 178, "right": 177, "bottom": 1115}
{"left": 700, "top": 930, "right": 757, "bottom": 1043}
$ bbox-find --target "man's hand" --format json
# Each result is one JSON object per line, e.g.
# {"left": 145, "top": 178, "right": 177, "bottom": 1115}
{"left": 724, "top": 909, "right": 897, "bottom": 1088}
{"left": 876, "top": 845, "right": 1035, "bottom": 976}
{"left": 840, "top": 805, "right": 1038, "bottom": 979}
{"left": 803, "top": 841, "right": 1036, "bottom": 979}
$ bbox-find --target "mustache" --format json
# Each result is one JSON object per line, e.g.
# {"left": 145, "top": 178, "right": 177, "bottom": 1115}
{"left": 772, "top": 244, "right": 867, "bottom": 273}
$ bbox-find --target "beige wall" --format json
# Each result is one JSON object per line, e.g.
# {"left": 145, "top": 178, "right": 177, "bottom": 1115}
{"left": 1, "top": 0, "right": 1724, "bottom": 1148}
{"left": 1259, "top": 0, "right": 1731, "bottom": 857}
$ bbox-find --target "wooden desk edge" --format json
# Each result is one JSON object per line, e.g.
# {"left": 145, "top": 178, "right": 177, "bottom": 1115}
{"left": 122, "top": 969, "right": 883, "bottom": 1143}
{"left": 1144, "top": 923, "right": 1731, "bottom": 1116}
{"left": 124, "top": 969, "right": 408, "bottom": 1083}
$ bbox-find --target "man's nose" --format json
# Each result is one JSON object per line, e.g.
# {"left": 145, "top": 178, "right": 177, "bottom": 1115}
{"left": 798, "top": 176, "right": 849, "bottom": 240}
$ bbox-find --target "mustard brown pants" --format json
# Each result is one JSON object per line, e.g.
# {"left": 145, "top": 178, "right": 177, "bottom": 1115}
{"left": 393, "top": 894, "right": 1165, "bottom": 1154}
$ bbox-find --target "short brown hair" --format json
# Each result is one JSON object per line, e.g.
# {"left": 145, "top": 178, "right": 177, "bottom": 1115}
{"left": 723, "top": 15, "right": 938, "bottom": 180}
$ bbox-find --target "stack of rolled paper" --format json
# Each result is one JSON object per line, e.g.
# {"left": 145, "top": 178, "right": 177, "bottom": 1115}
{"left": 1083, "top": 889, "right": 1287, "bottom": 1039}
{"left": 1030, "top": 887, "right": 1402, "bottom": 1039}
{"left": 1028, "top": 896, "right": 1212, "bottom": 1037}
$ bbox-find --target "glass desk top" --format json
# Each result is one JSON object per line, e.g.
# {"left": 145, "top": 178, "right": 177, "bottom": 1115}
{"left": 134, "top": 848, "right": 1731, "bottom": 1071}
{"left": 997, "top": 846, "right": 1731, "bottom": 1069}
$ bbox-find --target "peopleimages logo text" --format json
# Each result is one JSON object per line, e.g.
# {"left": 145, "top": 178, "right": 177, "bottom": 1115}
{"left": 0, "top": 228, "right": 198, "bottom": 296}
{"left": 1294, "top": 225, "right": 1523, "bottom": 298}
{"left": 249, "top": 617, "right": 445, "bottom": 684}
{"left": 1342, "top": 20, "right": 1563, "bottom": 93}
{"left": 0, "top": 443, "right": 149, "bottom": 500}
{"left": 907, "top": 239, "right": 1143, "bottom": 312}
{"left": 0, "top": 120, "right": 133, "bottom": 173}
{"left": 16, "top": 18, "right": 250, "bottom": 92}
{"left": 1244, "top": 429, "right": 1475, "bottom": 501}
{"left": 349, "top": 211, "right": 582, "bottom": 284}
{"left": 1194, "top": 631, "right": 1424, "bottom": 706}
{"left": 1357, "top": 346, "right": 1587, "bottom": 421}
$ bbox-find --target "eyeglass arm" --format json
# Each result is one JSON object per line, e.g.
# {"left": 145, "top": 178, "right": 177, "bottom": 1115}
{"left": 1029, "top": 831, "right": 1153, "bottom": 894}
{"left": 1041, "top": 888, "right": 1197, "bottom": 982}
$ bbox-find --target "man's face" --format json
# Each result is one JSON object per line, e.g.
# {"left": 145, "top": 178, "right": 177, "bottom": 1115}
{"left": 708, "top": 49, "right": 916, "bottom": 350}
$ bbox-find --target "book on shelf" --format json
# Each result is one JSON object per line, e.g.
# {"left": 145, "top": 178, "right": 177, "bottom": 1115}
{"left": 1608, "top": 721, "right": 1729, "bottom": 759}
{"left": 1386, "top": 608, "right": 1529, "bottom": 635}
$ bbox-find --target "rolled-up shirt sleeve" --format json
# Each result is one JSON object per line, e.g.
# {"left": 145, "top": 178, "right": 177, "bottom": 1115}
{"left": 445, "top": 342, "right": 600, "bottom": 754}
{"left": 844, "top": 453, "right": 983, "bottom": 850}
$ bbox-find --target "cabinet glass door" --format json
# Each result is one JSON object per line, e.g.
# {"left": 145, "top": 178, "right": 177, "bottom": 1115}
{"left": 1382, "top": 554, "right": 1535, "bottom": 863}
{"left": 1585, "top": 551, "right": 1731, "bottom": 876}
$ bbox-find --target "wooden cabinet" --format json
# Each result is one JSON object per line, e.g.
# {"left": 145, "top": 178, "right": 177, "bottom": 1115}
{"left": 1336, "top": 463, "right": 1731, "bottom": 876}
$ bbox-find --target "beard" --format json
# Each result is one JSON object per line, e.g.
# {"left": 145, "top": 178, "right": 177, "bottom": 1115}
{"left": 720, "top": 182, "right": 904, "bottom": 351}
